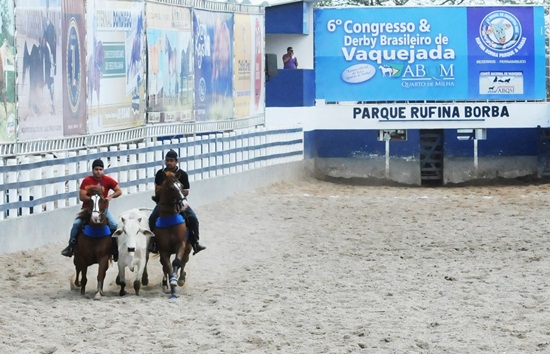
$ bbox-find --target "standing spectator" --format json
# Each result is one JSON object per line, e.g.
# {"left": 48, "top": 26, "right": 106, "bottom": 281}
{"left": 283, "top": 47, "right": 298, "bottom": 69}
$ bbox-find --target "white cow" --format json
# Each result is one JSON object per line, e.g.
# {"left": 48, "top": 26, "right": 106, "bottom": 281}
{"left": 112, "top": 208, "right": 155, "bottom": 296}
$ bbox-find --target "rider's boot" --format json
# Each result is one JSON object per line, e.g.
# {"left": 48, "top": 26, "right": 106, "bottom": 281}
{"left": 189, "top": 230, "right": 206, "bottom": 255}
{"left": 192, "top": 240, "right": 206, "bottom": 255}
{"left": 61, "top": 238, "right": 76, "bottom": 257}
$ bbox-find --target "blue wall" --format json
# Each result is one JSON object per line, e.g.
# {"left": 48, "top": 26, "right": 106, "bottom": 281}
{"left": 266, "top": 69, "right": 315, "bottom": 107}
{"left": 266, "top": 2, "right": 309, "bottom": 34}
{"left": 305, "top": 128, "right": 539, "bottom": 159}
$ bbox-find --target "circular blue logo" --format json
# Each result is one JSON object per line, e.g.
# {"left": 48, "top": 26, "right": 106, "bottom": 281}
{"left": 479, "top": 11, "right": 522, "bottom": 52}
{"left": 66, "top": 18, "right": 82, "bottom": 114}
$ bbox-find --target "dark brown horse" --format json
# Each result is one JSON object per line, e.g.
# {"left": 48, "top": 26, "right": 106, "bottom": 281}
{"left": 71, "top": 185, "right": 112, "bottom": 299}
{"left": 153, "top": 171, "right": 191, "bottom": 299}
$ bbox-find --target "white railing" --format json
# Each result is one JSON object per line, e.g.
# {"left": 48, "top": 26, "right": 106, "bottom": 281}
{"left": 0, "top": 126, "right": 303, "bottom": 221}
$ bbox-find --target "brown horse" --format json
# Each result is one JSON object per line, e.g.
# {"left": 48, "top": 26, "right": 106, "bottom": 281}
{"left": 153, "top": 171, "right": 191, "bottom": 299}
{"left": 71, "top": 185, "right": 112, "bottom": 299}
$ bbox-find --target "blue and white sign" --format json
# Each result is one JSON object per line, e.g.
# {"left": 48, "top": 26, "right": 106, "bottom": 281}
{"left": 314, "top": 6, "right": 545, "bottom": 102}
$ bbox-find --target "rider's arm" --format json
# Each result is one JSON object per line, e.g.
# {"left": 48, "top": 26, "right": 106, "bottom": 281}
{"left": 107, "top": 184, "right": 122, "bottom": 201}
{"left": 79, "top": 189, "right": 90, "bottom": 202}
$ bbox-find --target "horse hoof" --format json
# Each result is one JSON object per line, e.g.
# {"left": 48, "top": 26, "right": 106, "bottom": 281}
{"left": 177, "top": 279, "right": 185, "bottom": 287}
{"left": 169, "top": 295, "right": 177, "bottom": 300}
{"left": 94, "top": 293, "right": 102, "bottom": 300}
{"left": 169, "top": 276, "right": 178, "bottom": 286}
{"left": 119, "top": 290, "right": 127, "bottom": 296}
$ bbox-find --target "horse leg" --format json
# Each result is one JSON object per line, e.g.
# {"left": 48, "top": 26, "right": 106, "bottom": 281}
{"left": 159, "top": 252, "right": 172, "bottom": 294}
{"left": 141, "top": 252, "right": 149, "bottom": 286}
{"left": 80, "top": 266, "right": 88, "bottom": 296}
{"left": 178, "top": 243, "right": 192, "bottom": 287}
{"left": 74, "top": 268, "right": 81, "bottom": 288}
{"left": 116, "top": 258, "right": 127, "bottom": 296}
{"left": 95, "top": 258, "right": 109, "bottom": 300}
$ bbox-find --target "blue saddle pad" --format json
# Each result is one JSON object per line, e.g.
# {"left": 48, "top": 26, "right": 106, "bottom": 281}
{"left": 83, "top": 225, "right": 111, "bottom": 238}
{"left": 156, "top": 214, "right": 185, "bottom": 228}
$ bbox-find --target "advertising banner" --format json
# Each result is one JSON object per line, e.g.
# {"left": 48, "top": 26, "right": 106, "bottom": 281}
{"left": 234, "top": 14, "right": 264, "bottom": 119}
{"left": 16, "top": 0, "right": 63, "bottom": 141}
{"left": 62, "top": 0, "right": 87, "bottom": 136}
{"left": 314, "top": 6, "right": 545, "bottom": 102}
{"left": 146, "top": 2, "right": 193, "bottom": 124}
{"left": 193, "top": 9, "right": 234, "bottom": 122}
{"left": 0, "top": 0, "right": 16, "bottom": 142}
{"left": 86, "top": 0, "right": 145, "bottom": 134}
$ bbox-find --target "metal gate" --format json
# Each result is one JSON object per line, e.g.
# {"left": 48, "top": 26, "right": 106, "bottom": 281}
{"left": 420, "top": 129, "right": 444, "bottom": 185}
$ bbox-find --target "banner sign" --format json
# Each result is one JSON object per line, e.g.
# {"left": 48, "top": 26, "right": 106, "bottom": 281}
{"left": 193, "top": 9, "right": 234, "bottom": 122}
{"left": 86, "top": 0, "right": 145, "bottom": 134}
{"left": 146, "top": 2, "right": 193, "bottom": 124}
{"left": 16, "top": 0, "right": 64, "bottom": 140}
{"left": 314, "top": 6, "right": 546, "bottom": 102}
{"left": 233, "top": 14, "right": 264, "bottom": 119}
{"left": 0, "top": 0, "right": 16, "bottom": 142}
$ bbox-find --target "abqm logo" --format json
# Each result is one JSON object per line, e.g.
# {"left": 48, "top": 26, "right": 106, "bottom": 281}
{"left": 478, "top": 11, "right": 523, "bottom": 57}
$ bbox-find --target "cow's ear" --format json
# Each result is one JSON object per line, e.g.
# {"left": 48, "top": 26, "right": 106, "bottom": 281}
{"left": 112, "top": 229, "right": 123, "bottom": 238}
{"left": 143, "top": 230, "right": 155, "bottom": 237}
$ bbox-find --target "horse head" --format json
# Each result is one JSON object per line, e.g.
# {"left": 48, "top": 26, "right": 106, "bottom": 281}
{"left": 86, "top": 185, "right": 107, "bottom": 225}
{"left": 159, "top": 171, "right": 185, "bottom": 204}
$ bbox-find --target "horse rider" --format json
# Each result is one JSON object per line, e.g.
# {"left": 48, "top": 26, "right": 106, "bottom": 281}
{"left": 61, "top": 159, "right": 122, "bottom": 259}
{"left": 148, "top": 149, "right": 206, "bottom": 255}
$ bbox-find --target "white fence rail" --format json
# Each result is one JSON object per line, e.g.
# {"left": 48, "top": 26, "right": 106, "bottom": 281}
{"left": 0, "top": 127, "right": 303, "bottom": 221}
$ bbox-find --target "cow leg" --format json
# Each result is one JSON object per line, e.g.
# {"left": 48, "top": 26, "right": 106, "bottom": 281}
{"left": 134, "top": 257, "right": 147, "bottom": 296}
{"left": 117, "top": 259, "right": 127, "bottom": 296}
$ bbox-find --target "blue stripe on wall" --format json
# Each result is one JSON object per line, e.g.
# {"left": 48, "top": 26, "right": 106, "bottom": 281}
{"left": 305, "top": 128, "right": 539, "bottom": 159}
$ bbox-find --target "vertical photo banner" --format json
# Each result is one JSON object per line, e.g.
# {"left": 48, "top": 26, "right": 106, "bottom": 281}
{"left": 16, "top": 0, "right": 63, "bottom": 141}
{"left": 0, "top": 0, "right": 16, "bottom": 142}
{"left": 86, "top": 0, "right": 145, "bottom": 134}
{"left": 62, "top": 0, "right": 86, "bottom": 136}
{"left": 193, "top": 9, "right": 234, "bottom": 122}
{"left": 146, "top": 2, "right": 193, "bottom": 124}
{"left": 233, "top": 14, "right": 265, "bottom": 119}
{"left": 314, "top": 6, "right": 545, "bottom": 102}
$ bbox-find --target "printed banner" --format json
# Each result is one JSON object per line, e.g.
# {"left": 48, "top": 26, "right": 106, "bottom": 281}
{"left": 16, "top": 0, "right": 63, "bottom": 140}
{"left": 62, "top": 0, "right": 87, "bottom": 136}
{"left": 193, "top": 9, "right": 234, "bottom": 122}
{"left": 234, "top": 14, "right": 264, "bottom": 118}
{"left": 86, "top": 0, "right": 145, "bottom": 134}
{"left": 146, "top": 2, "right": 193, "bottom": 124}
{"left": 314, "top": 6, "right": 545, "bottom": 102}
{"left": 0, "top": 0, "right": 16, "bottom": 142}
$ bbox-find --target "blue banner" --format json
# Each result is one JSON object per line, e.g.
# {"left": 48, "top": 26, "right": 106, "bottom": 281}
{"left": 314, "top": 6, "right": 545, "bottom": 102}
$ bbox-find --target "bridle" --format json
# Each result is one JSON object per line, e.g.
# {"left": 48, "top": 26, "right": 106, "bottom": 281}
{"left": 158, "top": 179, "right": 186, "bottom": 212}
{"left": 90, "top": 193, "right": 106, "bottom": 224}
